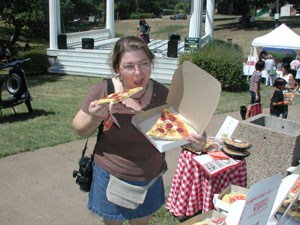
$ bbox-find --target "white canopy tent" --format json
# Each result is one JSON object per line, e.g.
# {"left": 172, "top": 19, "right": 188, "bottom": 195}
{"left": 244, "top": 24, "right": 300, "bottom": 76}
{"left": 251, "top": 23, "right": 300, "bottom": 59}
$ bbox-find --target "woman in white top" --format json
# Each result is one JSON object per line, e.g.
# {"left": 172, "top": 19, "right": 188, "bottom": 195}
{"left": 279, "top": 63, "right": 295, "bottom": 90}
{"left": 279, "top": 63, "right": 295, "bottom": 118}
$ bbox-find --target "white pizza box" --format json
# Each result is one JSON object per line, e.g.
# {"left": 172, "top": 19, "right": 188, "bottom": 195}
{"left": 267, "top": 173, "right": 300, "bottom": 224}
{"left": 180, "top": 210, "right": 226, "bottom": 225}
{"left": 214, "top": 184, "right": 249, "bottom": 212}
{"left": 226, "top": 173, "right": 282, "bottom": 225}
{"left": 132, "top": 61, "right": 221, "bottom": 152}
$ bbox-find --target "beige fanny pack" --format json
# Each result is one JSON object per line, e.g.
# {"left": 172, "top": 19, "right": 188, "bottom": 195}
{"left": 106, "top": 167, "right": 167, "bottom": 209}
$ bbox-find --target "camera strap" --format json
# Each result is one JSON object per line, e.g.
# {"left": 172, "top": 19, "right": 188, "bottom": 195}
{"left": 81, "top": 78, "right": 115, "bottom": 161}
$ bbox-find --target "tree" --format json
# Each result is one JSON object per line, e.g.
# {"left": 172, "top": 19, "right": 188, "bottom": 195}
{"left": 1, "top": 0, "right": 49, "bottom": 48}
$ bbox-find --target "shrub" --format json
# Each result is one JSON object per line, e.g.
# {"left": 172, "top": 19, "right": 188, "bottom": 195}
{"left": 16, "top": 47, "right": 50, "bottom": 75}
{"left": 179, "top": 40, "right": 249, "bottom": 92}
{"left": 129, "top": 13, "right": 154, "bottom": 19}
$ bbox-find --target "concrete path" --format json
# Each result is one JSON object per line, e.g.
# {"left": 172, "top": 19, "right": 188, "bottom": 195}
{"left": 1, "top": 105, "right": 300, "bottom": 225}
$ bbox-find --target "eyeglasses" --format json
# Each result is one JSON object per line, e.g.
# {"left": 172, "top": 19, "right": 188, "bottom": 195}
{"left": 120, "top": 61, "right": 151, "bottom": 73}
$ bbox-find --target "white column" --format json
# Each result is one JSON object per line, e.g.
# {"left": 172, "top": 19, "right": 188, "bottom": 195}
{"left": 205, "top": 0, "right": 215, "bottom": 40}
{"left": 106, "top": 0, "right": 115, "bottom": 38}
{"left": 189, "top": 0, "right": 204, "bottom": 39}
{"left": 49, "top": 0, "right": 61, "bottom": 49}
{"left": 56, "top": 0, "right": 61, "bottom": 34}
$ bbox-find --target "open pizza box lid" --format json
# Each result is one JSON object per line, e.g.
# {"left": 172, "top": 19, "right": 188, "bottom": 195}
{"left": 180, "top": 210, "right": 226, "bottom": 225}
{"left": 225, "top": 173, "right": 281, "bottom": 225}
{"left": 214, "top": 184, "right": 249, "bottom": 213}
{"left": 132, "top": 61, "right": 221, "bottom": 152}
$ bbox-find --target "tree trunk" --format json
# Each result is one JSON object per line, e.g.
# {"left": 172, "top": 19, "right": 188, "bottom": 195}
{"left": 9, "top": 24, "right": 23, "bottom": 49}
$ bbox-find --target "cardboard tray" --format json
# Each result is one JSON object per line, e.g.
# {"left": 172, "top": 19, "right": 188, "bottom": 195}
{"left": 214, "top": 184, "right": 248, "bottom": 212}
{"left": 132, "top": 61, "right": 221, "bottom": 152}
{"left": 180, "top": 210, "right": 226, "bottom": 225}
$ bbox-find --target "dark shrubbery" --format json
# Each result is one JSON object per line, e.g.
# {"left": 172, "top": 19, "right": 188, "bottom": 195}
{"left": 129, "top": 13, "right": 154, "bottom": 19}
{"left": 16, "top": 47, "right": 50, "bottom": 75}
{"left": 179, "top": 40, "right": 249, "bottom": 92}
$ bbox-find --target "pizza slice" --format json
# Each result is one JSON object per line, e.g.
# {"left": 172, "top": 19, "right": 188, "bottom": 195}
{"left": 146, "top": 108, "right": 192, "bottom": 141}
{"left": 222, "top": 193, "right": 246, "bottom": 204}
{"left": 96, "top": 86, "right": 143, "bottom": 105}
{"left": 192, "top": 221, "right": 210, "bottom": 225}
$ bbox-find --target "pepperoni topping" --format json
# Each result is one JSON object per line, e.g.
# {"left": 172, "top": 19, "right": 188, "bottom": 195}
{"left": 160, "top": 112, "right": 166, "bottom": 121}
{"left": 166, "top": 123, "right": 173, "bottom": 129}
{"left": 176, "top": 127, "right": 184, "bottom": 133}
{"left": 157, "top": 128, "right": 165, "bottom": 133}
{"left": 168, "top": 115, "right": 176, "bottom": 121}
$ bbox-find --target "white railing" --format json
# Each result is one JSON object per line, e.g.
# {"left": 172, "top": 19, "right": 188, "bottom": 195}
{"left": 200, "top": 34, "right": 211, "bottom": 48}
{"left": 66, "top": 29, "right": 110, "bottom": 47}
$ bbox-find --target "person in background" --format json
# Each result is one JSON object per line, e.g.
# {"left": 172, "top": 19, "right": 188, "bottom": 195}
{"left": 259, "top": 50, "right": 267, "bottom": 62}
{"left": 279, "top": 63, "right": 295, "bottom": 91}
{"left": 138, "top": 19, "right": 151, "bottom": 44}
{"left": 264, "top": 54, "right": 276, "bottom": 86}
{"left": 72, "top": 36, "right": 207, "bottom": 225}
{"left": 249, "top": 61, "right": 265, "bottom": 104}
{"left": 270, "top": 78, "right": 290, "bottom": 118}
{"left": 278, "top": 63, "right": 295, "bottom": 118}
{"left": 290, "top": 56, "right": 300, "bottom": 93}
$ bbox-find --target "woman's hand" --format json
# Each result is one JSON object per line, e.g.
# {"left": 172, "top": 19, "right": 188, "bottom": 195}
{"left": 72, "top": 101, "right": 110, "bottom": 137}
{"left": 186, "top": 130, "right": 207, "bottom": 152}
{"left": 88, "top": 100, "right": 110, "bottom": 122}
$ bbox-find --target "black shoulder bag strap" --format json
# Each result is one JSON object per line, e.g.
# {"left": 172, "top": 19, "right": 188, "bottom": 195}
{"left": 81, "top": 78, "right": 115, "bottom": 159}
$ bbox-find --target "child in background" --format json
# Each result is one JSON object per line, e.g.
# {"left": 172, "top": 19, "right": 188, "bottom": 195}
{"left": 270, "top": 78, "right": 291, "bottom": 118}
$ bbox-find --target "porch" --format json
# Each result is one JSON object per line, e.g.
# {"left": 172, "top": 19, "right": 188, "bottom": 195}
{"left": 47, "top": 29, "right": 211, "bottom": 84}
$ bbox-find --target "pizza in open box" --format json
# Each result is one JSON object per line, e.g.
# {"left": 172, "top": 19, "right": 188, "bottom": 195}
{"left": 222, "top": 193, "right": 247, "bottom": 204}
{"left": 96, "top": 86, "right": 143, "bottom": 105}
{"left": 146, "top": 108, "right": 192, "bottom": 140}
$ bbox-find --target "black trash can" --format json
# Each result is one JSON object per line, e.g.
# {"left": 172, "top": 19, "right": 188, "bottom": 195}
{"left": 169, "top": 33, "right": 181, "bottom": 41}
{"left": 167, "top": 34, "right": 180, "bottom": 58}
{"left": 58, "top": 34, "right": 67, "bottom": 49}
{"left": 82, "top": 38, "right": 94, "bottom": 49}
{"left": 167, "top": 41, "right": 178, "bottom": 58}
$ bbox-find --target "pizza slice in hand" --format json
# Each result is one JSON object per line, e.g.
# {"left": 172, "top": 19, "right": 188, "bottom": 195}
{"left": 96, "top": 86, "right": 143, "bottom": 105}
{"left": 146, "top": 108, "right": 192, "bottom": 141}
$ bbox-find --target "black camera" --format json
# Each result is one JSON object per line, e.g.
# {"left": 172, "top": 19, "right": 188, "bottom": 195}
{"left": 73, "top": 155, "right": 93, "bottom": 192}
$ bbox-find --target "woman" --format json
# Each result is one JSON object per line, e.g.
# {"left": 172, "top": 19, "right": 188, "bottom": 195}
{"left": 138, "top": 19, "right": 151, "bottom": 44}
{"left": 249, "top": 61, "right": 265, "bottom": 104}
{"left": 72, "top": 36, "right": 206, "bottom": 225}
{"left": 279, "top": 63, "right": 295, "bottom": 118}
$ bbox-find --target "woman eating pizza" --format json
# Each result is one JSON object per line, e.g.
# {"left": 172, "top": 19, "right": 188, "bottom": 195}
{"left": 72, "top": 36, "right": 207, "bottom": 225}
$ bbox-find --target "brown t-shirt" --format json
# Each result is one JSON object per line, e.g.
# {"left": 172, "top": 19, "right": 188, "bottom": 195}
{"left": 81, "top": 79, "right": 169, "bottom": 181}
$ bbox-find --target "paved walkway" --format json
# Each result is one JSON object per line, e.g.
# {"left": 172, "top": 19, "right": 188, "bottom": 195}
{"left": 1, "top": 105, "right": 300, "bottom": 225}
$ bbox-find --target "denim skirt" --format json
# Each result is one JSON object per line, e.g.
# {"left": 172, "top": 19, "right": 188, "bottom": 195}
{"left": 88, "top": 163, "right": 165, "bottom": 221}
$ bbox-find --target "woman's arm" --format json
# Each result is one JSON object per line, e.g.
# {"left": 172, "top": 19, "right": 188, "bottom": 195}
{"left": 254, "top": 82, "right": 259, "bottom": 102}
{"left": 72, "top": 100, "right": 109, "bottom": 137}
{"left": 289, "top": 74, "right": 295, "bottom": 89}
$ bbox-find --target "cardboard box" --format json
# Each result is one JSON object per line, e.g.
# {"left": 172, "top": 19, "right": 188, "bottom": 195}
{"left": 132, "top": 61, "right": 221, "bottom": 152}
{"left": 180, "top": 210, "right": 226, "bottom": 225}
{"left": 215, "top": 184, "right": 248, "bottom": 212}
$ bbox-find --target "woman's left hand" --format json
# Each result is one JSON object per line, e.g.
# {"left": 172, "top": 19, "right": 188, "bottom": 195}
{"left": 186, "top": 130, "right": 207, "bottom": 152}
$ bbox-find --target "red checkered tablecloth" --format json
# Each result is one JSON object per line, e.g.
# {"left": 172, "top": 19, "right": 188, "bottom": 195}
{"left": 165, "top": 149, "right": 247, "bottom": 217}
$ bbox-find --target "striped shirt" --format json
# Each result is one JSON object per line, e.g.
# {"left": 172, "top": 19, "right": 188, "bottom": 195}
{"left": 249, "top": 70, "right": 261, "bottom": 92}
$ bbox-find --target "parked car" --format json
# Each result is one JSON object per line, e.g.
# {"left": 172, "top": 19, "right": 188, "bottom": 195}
{"left": 170, "top": 14, "right": 187, "bottom": 20}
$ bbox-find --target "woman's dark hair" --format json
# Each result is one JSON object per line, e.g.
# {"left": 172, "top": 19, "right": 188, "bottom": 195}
{"left": 255, "top": 61, "right": 265, "bottom": 71}
{"left": 109, "top": 36, "right": 155, "bottom": 73}
{"left": 281, "top": 63, "right": 290, "bottom": 72}
{"left": 274, "top": 77, "right": 287, "bottom": 88}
